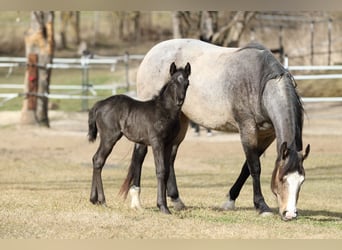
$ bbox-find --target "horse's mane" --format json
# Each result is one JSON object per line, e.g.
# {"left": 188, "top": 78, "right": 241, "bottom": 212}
{"left": 239, "top": 42, "right": 304, "bottom": 151}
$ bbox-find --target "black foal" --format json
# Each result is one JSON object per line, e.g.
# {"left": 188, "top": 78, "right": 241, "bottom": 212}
{"left": 88, "top": 62, "right": 191, "bottom": 214}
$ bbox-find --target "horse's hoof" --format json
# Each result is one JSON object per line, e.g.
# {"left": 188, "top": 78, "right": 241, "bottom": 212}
{"left": 159, "top": 206, "right": 171, "bottom": 214}
{"left": 171, "top": 197, "right": 186, "bottom": 211}
{"left": 222, "top": 197, "right": 235, "bottom": 210}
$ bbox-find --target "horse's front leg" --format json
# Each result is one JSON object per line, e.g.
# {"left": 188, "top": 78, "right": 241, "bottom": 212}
{"left": 238, "top": 122, "right": 272, "bottom": 215}
{"left": 152, "top": 143, "right": 171, "bottom": 214}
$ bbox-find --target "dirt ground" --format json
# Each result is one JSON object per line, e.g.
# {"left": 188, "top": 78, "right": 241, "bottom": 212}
{"left": 0, "top": 102, "right": 341, "bottom": 239}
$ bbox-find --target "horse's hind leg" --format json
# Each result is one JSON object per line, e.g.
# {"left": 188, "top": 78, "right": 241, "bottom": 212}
{"left": 223, "top": 125, "right": 275, "bottom": 215}
{"left": 90, "top": 133, "right": 122, "bottom": 205}
{"left": 222, "top": 161, "right": 249, "bottom": 210}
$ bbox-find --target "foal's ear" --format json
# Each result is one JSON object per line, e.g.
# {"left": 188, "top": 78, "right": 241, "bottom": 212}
{"left": 303, "top": 144, "right": 310, "bottom": 160}
{"left": 170, "top": 62, "right": 177, "bottom": 76}
{"left": 280, "top": 141, "right": 289, "bottom": 160}
{"left": 185, "top": 62, "right": 191, "bottom": 76}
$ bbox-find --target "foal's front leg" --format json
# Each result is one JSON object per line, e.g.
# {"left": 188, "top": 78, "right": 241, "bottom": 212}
{"left": 152, "top": 143, "right": 171, "bottom": 214}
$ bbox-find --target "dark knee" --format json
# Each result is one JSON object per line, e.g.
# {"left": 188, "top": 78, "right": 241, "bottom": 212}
{"left": 92, "top": 155, "right": 104, "bottom": 169}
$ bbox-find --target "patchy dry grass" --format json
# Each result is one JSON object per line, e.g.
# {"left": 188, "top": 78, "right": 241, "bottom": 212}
{"left": 0, "top": 103, "right": 341, "bottom": 239}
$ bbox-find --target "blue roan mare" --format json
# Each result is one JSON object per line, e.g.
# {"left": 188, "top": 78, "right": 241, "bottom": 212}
{"left": 88, "top": 62, "right": 191, "bottom": 214}
{"left": 120, "top": 39, "right": 310, "bottom": 221}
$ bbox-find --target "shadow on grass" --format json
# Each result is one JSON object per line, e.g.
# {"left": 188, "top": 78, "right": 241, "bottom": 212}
{"left": 299, "top": 209, "right": 342, "bottom": 222}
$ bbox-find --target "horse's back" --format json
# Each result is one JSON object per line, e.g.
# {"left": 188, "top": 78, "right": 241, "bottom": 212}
{"left": 136, "top": 39, "right": 282, "bottom": 132}
{"left": 137, "top": 39, "right": 237, "bottom": 98}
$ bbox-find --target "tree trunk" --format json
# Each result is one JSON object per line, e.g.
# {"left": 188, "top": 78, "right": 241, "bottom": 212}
{"left": 133, "top": 11, "right": 141, "bottom": 42}
{"left": 199, "top": 11, "right": 216, "bottom": 41}
{"left": 212, "top": 11, "right": 255, "bottom": 47}
{"left": 60, "top": 11, "right": 81, "bottom": 48}
{"left": 21, "top": 11, "right": 54, "bottom": 127}
{"left": 172, "top": 11, "right": 182, "bottom": 38}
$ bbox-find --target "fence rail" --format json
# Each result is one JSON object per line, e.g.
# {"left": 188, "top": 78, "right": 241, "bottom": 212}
{"left": 1, "top": 55, "right": 342, "bottom": 107}
{"left": 0, "top": 54, "right": 144, "bottom": 108}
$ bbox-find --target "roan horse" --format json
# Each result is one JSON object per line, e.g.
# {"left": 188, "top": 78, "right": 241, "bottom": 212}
{"left": 88, "top": 62, "right": 191, "bottom": 214}
{"left": 120, "top": 39, "right": 310, "bottom": 221}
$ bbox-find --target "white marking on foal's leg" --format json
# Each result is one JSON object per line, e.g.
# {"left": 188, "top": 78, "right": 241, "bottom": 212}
{"left": 222, "top": 196, "right": 235, "bottom": 210}
{"left": 129, "top": 186, "right": 143, "bottom": 211}
{"left": 171, "top": 197, "right": 186, "bottom": 211}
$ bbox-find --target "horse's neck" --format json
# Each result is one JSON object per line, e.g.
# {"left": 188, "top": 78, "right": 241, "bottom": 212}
{"left": 263, "top": 78, "right": 303, "bottom": 152}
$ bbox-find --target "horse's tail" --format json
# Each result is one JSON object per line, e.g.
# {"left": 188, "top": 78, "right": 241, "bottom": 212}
{"left": 118, "top": 163, "right": 135, "bottom": 199}
{"left": 88, "top": 105, "right": 98, "bottom": 142}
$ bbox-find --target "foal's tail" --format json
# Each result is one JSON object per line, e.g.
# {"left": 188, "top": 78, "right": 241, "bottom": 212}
{"left": 88, "top": 106, "right": 98, "bottom": 142}
{"left": 118, "top": 163, "right": 135, "bottom": 199}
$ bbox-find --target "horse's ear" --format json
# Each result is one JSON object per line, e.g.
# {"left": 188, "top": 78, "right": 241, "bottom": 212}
{"left": 170, "top": 62, "right": 177, "bottom": 76}
{"left": 280, "top": 142, "right": 289, "bottom": 160}
{"left": 185, "top": 62, "right": 191, "bottom": 76}
{"left": 303, "top": 144, "right": 310, "bottom": 160}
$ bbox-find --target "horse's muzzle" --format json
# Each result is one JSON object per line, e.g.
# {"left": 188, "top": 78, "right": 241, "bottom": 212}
{"left": 282, "top": 210, "right": 298, "bottom": 221}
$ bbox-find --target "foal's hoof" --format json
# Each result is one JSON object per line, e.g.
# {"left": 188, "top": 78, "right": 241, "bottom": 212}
{"left": 171, "top": 197, "right": 186, "bottom": 211}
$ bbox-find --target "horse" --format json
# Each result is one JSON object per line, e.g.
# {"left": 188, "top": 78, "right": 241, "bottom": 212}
{"left": 88, "top": 62, "right": 191, "bottom": 214}
{"left": 119, "top": 38, "right": 310, "bottom": 221}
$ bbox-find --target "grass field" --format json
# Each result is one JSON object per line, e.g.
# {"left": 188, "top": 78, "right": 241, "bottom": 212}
{"left": 0, "top": 11, "right": 341, "bottom": 240}
{"left": 0, "top": 102, "right": 341, "bottom": 239}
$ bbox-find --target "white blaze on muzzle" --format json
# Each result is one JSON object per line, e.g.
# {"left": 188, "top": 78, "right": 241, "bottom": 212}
{"left": 283, "top": 172, "right": 304, "bottom": 219}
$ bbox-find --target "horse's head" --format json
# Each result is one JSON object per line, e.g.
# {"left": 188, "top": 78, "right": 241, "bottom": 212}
{"left": 271, "top": 142, "right": 310, "bottom": 221}
{"left": 168, "top": 62, "right": 191, "bottom": 106}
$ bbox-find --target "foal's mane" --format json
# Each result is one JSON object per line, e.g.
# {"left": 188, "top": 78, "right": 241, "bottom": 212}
{"left": 152, "top": 80, "right": 171, "bottom": 102}
{"left": 239, "top": 42, "right": 304, "bottom": 151}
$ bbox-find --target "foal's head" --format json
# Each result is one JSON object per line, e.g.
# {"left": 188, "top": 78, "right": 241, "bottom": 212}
{"left": 271, "top": 142, "right": 310, "bottom": 221}
{"left": 166, "top": 62, "right": 191, "bottom": 107}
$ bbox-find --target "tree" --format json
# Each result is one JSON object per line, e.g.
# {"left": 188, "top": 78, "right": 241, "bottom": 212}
{"left": 172, "top": 11, "right": 191, "bottom": 38}
{"left": 199, "top": 11, "right": 218, "bottom": 41}
{"left": 171, "top": 11, "right": 255, "bottom": 47}
{"left": 60, "top": 11, "right": 80, "bottom": 49}
{"left": 212, "top": 11, "right": 256, "bottom": 47}
{"left": 21, "top": 11, "right": 55, "bottom": 127}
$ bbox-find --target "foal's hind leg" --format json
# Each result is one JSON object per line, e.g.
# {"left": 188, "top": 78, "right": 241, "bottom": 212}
{"left": 90, "top": 133, "right": 122, "bottom": 205}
